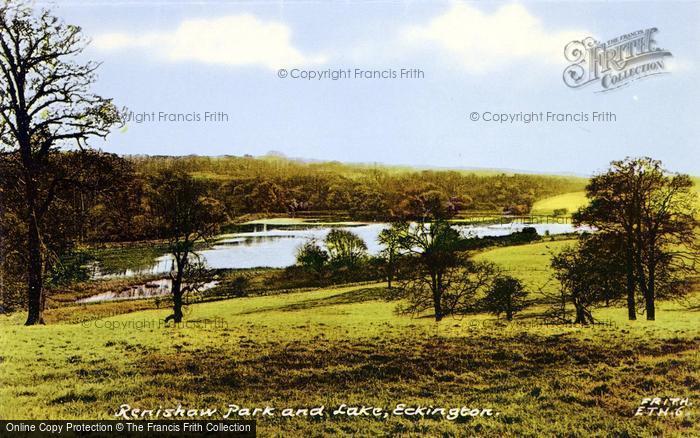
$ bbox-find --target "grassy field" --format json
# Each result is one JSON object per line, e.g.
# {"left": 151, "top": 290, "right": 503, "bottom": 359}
{"left": 1, "top": 241, "right": 698, "bottom": 436}
{"left": 531, "top": 178, "right": 699, "bottom": 217}
{"left": 530, "top": 191, "right": 589, "bottom": 216}
{"left": 474, "top": 239, "right": 573, "bottom": 295}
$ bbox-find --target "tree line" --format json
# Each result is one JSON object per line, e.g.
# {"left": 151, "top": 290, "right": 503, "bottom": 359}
{"left": 131, "top": 154, "right": 585, "bottom": 220}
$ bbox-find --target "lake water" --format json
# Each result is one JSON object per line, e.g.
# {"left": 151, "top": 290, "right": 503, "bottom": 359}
{"left": 76, "top": 279, "right": 219, "bottom": 304}
{"left": 92, "top": 221, "right": 589, "bottom": 278}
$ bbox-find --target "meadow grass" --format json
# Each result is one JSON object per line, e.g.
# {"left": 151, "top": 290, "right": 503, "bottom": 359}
{"left": 1, "top": 241, "right": 698, "bottom": 437}
{"left": 474, "top": 239, "right": 574, "bottom": 296}
{"left": 531, "top": 179, "right": 699, "bottom": 217}
{"left": 530, "top": 191, "right": 588, "bottom": 216}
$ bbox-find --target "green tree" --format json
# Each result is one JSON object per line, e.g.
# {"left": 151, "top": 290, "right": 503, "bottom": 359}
{"left": 547, "top": 235, "right": 628, "bottom": 325}
{"left": 324, "top": 229, "right": 367, "bottom": 267}
{"left": 295, "top": 239, "right": 328, "bottom": 275}
{"left": 377, "top": 222, "right": 408, "bottom": 288}
{"left": 578, "top": 234, "right": 628, "bottom": 307}
{"left": 0, "top": 151, "right": 137, "bottom": 311}
{"left": 550, "top": 246, "right": 593, "bottom": 324}
{"left": 401, "top": 221, "right": 460, "bottom": 320}
{"left": 575, "top": 157, "right": 698, "bottom": 320}
{"left": 148, "top": 168, "right": 226, "bottom": 323}
{"left": 246, "top": 179, "right": 286, "bottom": 213}
{"left": 483, "top": 276, "right": 528, "bottom": 321}
{"left": 393, "top": 221, "right": 497, "bottom": 321}
{"left": 397, "top": 189, "right": 455, "bottom": 220}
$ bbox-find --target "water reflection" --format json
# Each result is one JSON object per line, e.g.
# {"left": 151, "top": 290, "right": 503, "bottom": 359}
{"left": 93, "top": 222, "right": 590, "bottom": 278}
{"left": 76, "top": 278, "right": 218, "bottom": 304}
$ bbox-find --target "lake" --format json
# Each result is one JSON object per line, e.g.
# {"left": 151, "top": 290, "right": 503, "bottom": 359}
{"left": 90, "top": 221, "right": 590, "bottom": 279}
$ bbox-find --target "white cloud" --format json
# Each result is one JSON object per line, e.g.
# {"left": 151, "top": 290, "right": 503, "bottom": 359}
{"left": 94, "top": 14, "right": 325, "bottom": 69}
{"left": 401, "top": 2, "right": 585, "bottom": 73}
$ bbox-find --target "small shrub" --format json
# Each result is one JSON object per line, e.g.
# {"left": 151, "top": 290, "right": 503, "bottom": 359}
{"left": 483, "top": 275, "right": 529, "bottom": 321}
{"left": 295, "top": 239, "right": 328, "bottom": 274}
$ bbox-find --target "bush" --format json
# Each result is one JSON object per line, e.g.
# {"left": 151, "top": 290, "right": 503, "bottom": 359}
{"left": 324, "top": 229, "right": 368, "bottom": 267}
{"left": 222, "top": 274, "right": 250, "bottom": 297}
{"left": 295, "top": 239, "right": 329, "bottom": 274}
{"left": 483, "top": 276, "right": 529, "bottom": 321}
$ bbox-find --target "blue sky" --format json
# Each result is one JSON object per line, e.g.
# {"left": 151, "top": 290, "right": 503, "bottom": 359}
{"left": 40, "top": 1, "right": 700, "bottom": 175}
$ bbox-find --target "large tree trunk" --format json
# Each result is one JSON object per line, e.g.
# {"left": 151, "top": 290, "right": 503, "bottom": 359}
{"left": 624, "top": 244, "right": 637, "bottom": 320}
{"left": 386, "top": 253, "right": 394, "bottom": 289}
{"left": 644, "top": 246, "right": 657, "bottom": 321}
{"left": 433, "top": 295, "right": 442, "bottom": 321}
{"left": 644, "top": 288, "right": 655, "bottom": 321}
{"left": 24, "top": 178, "right": 45, "bottom": 326}
{"left": 645, "top": 255, "right": 656, "bottom": 321}
{"left": 25, "top": 221, "right": 45, "bottom": 325}
{"left": 633, "top": 232, "right": 652, "bottom": 321}
{"left": 165, "top": 257, "right": 185, "bottom": 324}
{"left": 573, "top": 302, "right": 593, "bottom": 325}
{"left": 634, "top": 264, "right": 652, "bottom": 320}
{"left": 431, "top": 273, "right": 442, "bottom": 321}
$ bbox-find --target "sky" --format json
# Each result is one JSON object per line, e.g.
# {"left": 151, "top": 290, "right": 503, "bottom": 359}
{"left": 35, "top": 0, "right": 700, "bottom": 175}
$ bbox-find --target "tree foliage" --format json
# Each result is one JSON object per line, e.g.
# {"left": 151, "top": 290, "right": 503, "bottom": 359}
{"left": 147, "top": 168, "right": 226, "bottom": 323}
{"left": 377, "top": 222, "right": 409, "bottom": 288}
{"left": 295, "top": 239, "right": 329, "bottom": 275}
{"left": 324, "top": 229, "right": 368, "bottom": 267}
{"left": 549, "top": 234, "right": 637, "bottom": 324}
{"left": 131, "top": 155, "right": 585, "bottom": 221}
{"left": 391, "top": 220, "right": 499, "bottom": 321}
{"left": 574, "top": 157, "right": 698, "bottom": 321}
{"left": 483, "top": 276, "right": 529, "bottom": 321}
{"left": 550, "top": 245, "right": 599, "bottom": 325}
{"left": 0, "top": 150, "right": 130, "bottom": 312}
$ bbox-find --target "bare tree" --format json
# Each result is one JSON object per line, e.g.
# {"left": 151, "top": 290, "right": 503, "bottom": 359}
{"left": 0, "top": 2, "right": 119, "bottom": 324}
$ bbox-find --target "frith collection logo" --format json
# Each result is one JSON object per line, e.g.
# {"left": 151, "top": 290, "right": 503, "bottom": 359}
{"left": 563, "top": 28, "right": 672, "bottom": 92}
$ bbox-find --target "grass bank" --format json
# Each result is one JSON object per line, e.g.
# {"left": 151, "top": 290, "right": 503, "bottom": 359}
{"left": 530, "top": 191, "right": 588, "bottom": 216}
